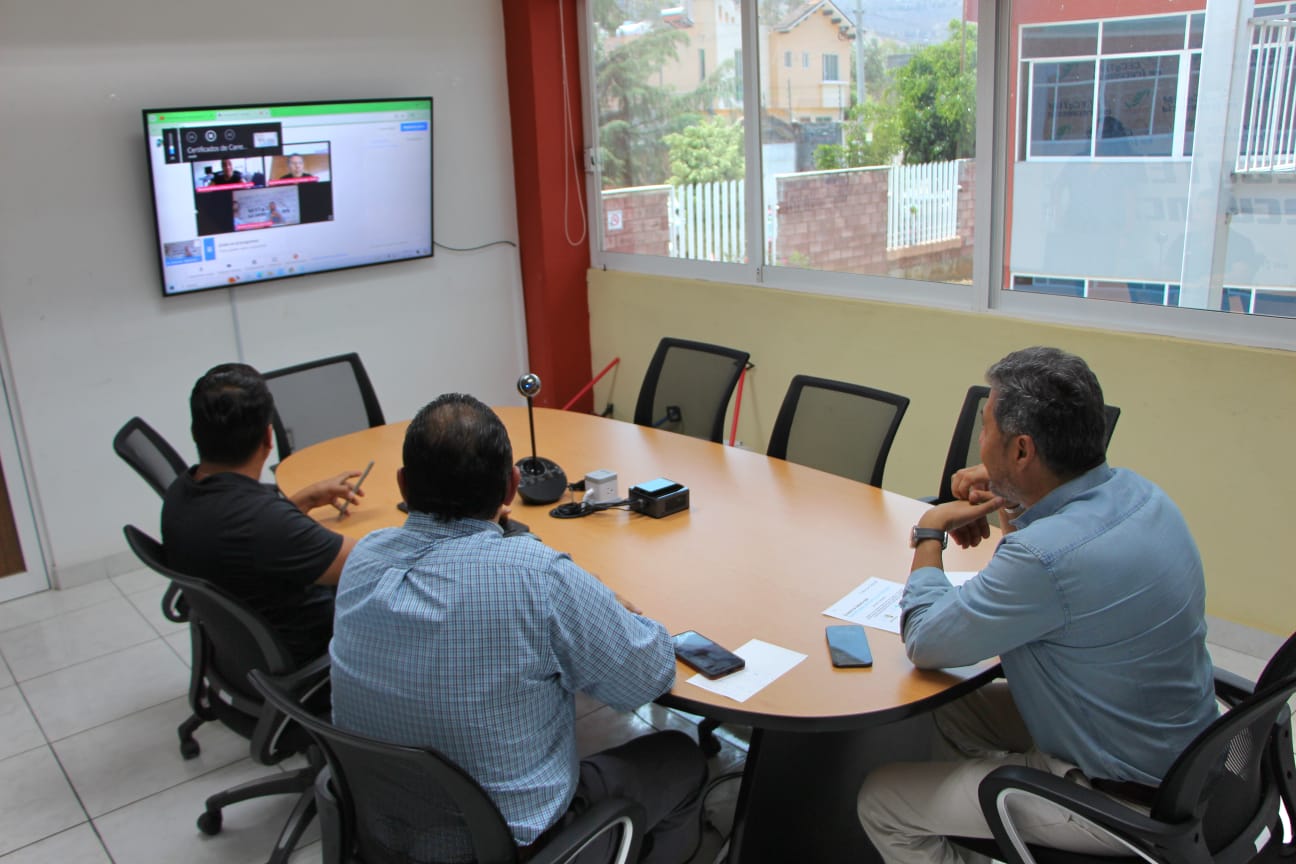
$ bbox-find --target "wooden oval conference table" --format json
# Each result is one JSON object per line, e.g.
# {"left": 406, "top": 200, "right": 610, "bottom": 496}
{"left": 278, "top": 406, "right": 999, "bottom": 864}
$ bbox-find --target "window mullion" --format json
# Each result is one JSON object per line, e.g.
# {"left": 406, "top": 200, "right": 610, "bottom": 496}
{"left": 742, "top": 0, "right": 764, "bottom": 282}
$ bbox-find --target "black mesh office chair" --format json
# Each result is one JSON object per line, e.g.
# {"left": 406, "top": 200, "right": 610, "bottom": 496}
{"left": 123, "top": 525, "right": 325, "bottom": 864}
{"left": 113, "top": 417, "right": 189, "bottom": 623}
{"left": 766, "top": 375, "right": 910, "bottom": 487}
{"left": 929, "top": 386, "right": 1122, "bottom": 504}
{"left": 633, "top": 338, "right": 750, "bottom": 443}
{"left": 250, "top": 669, "right": 646, "bottom": 864}
{"left": 113, "top": 417, "right": 188, "bottom": 496}
{"left": 963, "top": 664, "right": 1296, "bottom": 864}
{"left": 264, "top": 353, "right": 385, "bottom": 461}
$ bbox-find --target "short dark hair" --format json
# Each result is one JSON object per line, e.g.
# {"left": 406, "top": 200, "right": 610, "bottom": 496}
{"left": 189, "top": 363, "right": 274, "bottom": 464}
{"left": 986, "top": 347, "right": 1107, "bottom": 479}
{"left": 402, "top": 394, "right": 513, "bottom": 520}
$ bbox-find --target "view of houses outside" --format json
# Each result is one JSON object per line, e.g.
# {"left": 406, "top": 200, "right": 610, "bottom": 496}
{"left": 594, "top": 0, "right": 976, "bottom": 283}
{"left": 592, "top": 0, "right": 1295, "bottom": 318}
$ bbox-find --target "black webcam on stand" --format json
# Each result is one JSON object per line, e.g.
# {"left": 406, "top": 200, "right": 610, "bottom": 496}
{"left": 514, "top": 373, "right": 568, "bottom": 505}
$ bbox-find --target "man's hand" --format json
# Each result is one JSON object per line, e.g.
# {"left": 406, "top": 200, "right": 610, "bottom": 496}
{"left": 918, "top": 496, "right": 1005, "bottom": 550}
{"left": 950, "top": 464, "right": 990, "bottom": 502}
{"left": 292, "top": 470, "right": 363, "bottom": 516}
{"left": 951, "top": 464, "right": 1022, "bottom": 535}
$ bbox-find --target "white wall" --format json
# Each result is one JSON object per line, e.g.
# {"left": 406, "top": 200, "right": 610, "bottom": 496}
{"left": 0, "top": 0, "right": 529, "bottom": 582}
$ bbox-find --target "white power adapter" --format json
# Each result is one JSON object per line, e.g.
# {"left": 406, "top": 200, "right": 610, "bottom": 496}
{"left": 583, "top": 469, "right": 619, "bottom": 506}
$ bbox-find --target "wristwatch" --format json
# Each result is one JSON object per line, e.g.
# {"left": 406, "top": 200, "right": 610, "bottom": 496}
{"left": 910, "top": 526, "right": 948, "bottom": 550}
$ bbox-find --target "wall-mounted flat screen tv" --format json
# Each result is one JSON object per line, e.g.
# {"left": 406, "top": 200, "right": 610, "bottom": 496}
{"left": 143, "top": 97, "right": 432, "bottom": 297}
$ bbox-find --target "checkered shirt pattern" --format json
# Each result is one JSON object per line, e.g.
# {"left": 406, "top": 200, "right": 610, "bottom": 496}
{"left": 329, "top": 513, "right": 674, "bottom": 845}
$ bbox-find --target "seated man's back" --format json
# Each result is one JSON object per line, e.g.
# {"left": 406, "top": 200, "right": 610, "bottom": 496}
{"left": 330, "top": 394, "right": 705, "bottom": 862}
{"left": 163, "top": 469, "right": 340, "bottom": 664}
{"left": 161, "top": 362, "right": 360, "bottom": 666}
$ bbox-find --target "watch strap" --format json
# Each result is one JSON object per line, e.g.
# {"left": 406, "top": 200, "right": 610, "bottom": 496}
{"left": 911, "top": 526, "right": 948, "bottom": 550}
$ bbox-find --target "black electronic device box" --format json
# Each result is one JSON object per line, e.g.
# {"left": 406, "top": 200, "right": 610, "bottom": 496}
{"left": 629, "top": 477, "right": 690, "bottom": 518}
{"left": 673, "top": 630, "right": 745, "bottom": 679}
{"left": 826, "top": 624, "right": 873, "bottom": 668}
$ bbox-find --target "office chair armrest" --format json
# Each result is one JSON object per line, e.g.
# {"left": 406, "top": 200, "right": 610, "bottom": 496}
{"left": 250, "top": 653, "right": 333, "bottom": 764}
{"left": 978, "top": 766, "right": 1189, "bottom": 864}
{"left": 161, "top": 583, "right": 190, "bottom": 623}
{"left": 528, "top": 798, "right": 646, "bottom": 864}
{"left": 281, "top": 652, "right": 332, "bottom": 697}
{"left": 1213, "top": 667, "right": 1257, "bottom": 705}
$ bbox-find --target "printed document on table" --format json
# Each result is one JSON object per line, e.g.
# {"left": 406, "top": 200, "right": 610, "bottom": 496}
{"left": 825, "top": 572, "right": 983, "bottom": 634}
{"left": 823, "top": 577, "right": 905, "bottom": 633}
{"left": 686, "top": 639, "right": 807, "bottom": 703}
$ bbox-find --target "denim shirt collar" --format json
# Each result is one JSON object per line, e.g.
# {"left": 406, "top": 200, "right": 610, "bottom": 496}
{"left": 1011, "top": 463, "right": 1114, "bottom": 530}
{"left": 401, "top": 510, "right": 503, "bottom": 539}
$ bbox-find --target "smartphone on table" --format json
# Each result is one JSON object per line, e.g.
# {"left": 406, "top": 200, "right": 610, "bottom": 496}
{"left": 825, "top": 624, "right": 873, "bottom": 668}
{"left": 673, "top": 630, "right": 746, "bottom": 679}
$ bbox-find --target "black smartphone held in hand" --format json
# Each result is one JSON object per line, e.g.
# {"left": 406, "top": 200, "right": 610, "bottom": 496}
{"left": 673, "top": 630, "right": 746, "bottom": 679}
{"left": 826, "top": 624, "right": 873, "bottom": 668}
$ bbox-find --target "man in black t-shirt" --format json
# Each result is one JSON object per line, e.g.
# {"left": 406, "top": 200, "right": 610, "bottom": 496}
{"left": 162, "top": 363, "right": 364, "bottom": 664}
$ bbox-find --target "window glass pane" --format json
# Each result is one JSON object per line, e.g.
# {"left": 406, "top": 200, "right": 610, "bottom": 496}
{"left": 1252, "top": 291, "right": 1296, "bottom": 318}
{"left": 1101, "top": 15, "right": 1186, "bottom": 54}
{"left": 1184, "top": 53, "right": 1200, "bottom": 155}
{"left": 1004, "top": 0, "right": 1296, "bottom": 322}
{"left": 1013, "top": 275, "right": 1085, "bottom": 296}
{"left": 1029, "top": 61, "right": 1096, "bottom": 157}
{"left": 594, "top": 0, "right": 748, "bottom": 263}
{"left": 759, "top": 5, "right": 977, "bottom": 284}
{"left": 1022, "top": 22, "right": 1098, "bottom": 59}
{"left": 1188, "top": 13, "right": 1204, "bottom": 50}
{"left": 1089, "top": 280, "right": 1176, "bottom": 305}
{"left": 1096, "top": 55, "right": 1178, "bottom": 156}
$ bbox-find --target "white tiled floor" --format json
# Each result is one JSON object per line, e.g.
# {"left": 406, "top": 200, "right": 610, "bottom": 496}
{"left": 0, "top": 575, "right": 747, "bottom": 863}
{"left": 0, "top": 576, "right": 1283, "bottom": 863}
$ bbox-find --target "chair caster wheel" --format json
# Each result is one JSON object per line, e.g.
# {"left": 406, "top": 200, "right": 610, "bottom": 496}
{"left": 180, "top": 738, "right": 200, "bottom": 760}
{"left": 197, "top": 809, "right": 222, "bottom": 835}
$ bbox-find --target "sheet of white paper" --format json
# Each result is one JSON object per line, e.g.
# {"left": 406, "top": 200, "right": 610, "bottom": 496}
{"left": 946, "top": 571, "right": 979, "bottom": 587}
{"left": 685, "top": 639, "right": 807, "bottom": 703}
{"left": 823, "top": 576, "right": 905, "bottom": 633}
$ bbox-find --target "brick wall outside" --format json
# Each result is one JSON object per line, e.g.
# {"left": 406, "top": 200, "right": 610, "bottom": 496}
{"left": 600, "top": 186, "right": 670, "bottom": 256}
{"left": 598, "top": 160, "right": 976, "bottom": 282}
{"left": 776, "top": 159, "right": 976, "bottom": 282}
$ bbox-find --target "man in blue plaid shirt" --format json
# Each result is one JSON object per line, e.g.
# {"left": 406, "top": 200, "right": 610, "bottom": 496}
{"left": 330, "top": 393, "right": 706, "bottom": 862}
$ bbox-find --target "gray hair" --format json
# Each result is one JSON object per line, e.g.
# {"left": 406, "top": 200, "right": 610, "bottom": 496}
{"left": 986, "top": 347, "right": 1106, "bottom": 479}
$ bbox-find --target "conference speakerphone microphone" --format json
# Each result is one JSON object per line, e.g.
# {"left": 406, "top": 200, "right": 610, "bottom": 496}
{"left": 514, "top": 373, "right": 568, "bottom": 505}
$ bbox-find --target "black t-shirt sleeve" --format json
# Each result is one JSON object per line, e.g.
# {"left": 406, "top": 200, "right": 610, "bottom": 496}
{"left": 252, "top": 498, "right": 345, "bottom": 588}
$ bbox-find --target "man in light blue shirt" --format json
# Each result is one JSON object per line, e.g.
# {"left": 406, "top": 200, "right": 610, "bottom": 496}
{"left": 858, "top": 347, "right": 1216, "bottom": 863}
{"left": 330, "top": 394, "right": 706, "bottom": 862}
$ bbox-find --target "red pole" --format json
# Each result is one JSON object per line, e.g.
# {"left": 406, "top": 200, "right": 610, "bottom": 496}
{"left": 728, "top": 366, "right": 748, "bottom": 446}
{"left": 561, "top": 357, "right": 620, "bottom": 412}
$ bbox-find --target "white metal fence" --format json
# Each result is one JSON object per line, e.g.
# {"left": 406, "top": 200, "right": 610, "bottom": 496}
{"left": 1237, "top": 17, "right": 1296, "bottom": 174}
{"left": 887, "top": 160, "right": 960, "bottom": 250}
{"left": 669, "top": 180, "right": 745, "bottom": 262}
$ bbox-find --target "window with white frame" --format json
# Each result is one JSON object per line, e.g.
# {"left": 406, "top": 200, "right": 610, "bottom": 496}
{"left": 823, "top": 52, "right": 840, "bottom": 81}
{"left": 1020, "top": 14, "right": 1202, "bottom": 160}
{"left": 1008, "top": 1, "right": 1296, "bottom": 323}
{"left": 586, "top": 0, "right": 1296, "bottom": 341}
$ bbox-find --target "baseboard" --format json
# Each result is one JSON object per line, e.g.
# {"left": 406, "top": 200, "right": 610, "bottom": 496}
{"left": 53, "top": 549, "right": 144, "bottom": 590}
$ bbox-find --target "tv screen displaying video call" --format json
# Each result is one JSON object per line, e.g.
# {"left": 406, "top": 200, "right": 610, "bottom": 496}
{"left": 143, "top": 98, "right": 433, "bottom": 297}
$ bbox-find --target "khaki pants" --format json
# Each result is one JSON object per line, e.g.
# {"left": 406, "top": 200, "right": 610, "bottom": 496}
{"left": 857, "top": 683, "right": 1138, "bottom": 864}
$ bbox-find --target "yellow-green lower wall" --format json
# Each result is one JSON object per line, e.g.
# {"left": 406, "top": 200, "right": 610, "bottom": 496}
{"left": 589, "top": 269, "right": 1295, "bottom": 636}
